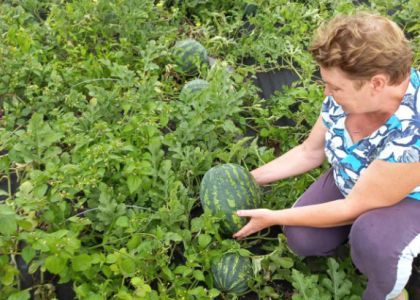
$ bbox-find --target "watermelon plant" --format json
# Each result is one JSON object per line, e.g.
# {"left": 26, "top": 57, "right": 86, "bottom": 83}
{"left": 0, "top": 0, "right": 417, "bottom": 299}
{"left": 200, "top": 163, "right": 261, "bottom": 236}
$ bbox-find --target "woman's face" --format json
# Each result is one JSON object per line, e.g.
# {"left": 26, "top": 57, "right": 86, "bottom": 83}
{"left": 320, "top": 67, "right": 377, "bottom": 114}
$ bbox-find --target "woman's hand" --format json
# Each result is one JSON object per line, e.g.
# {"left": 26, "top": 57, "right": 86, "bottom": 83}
{"left": 233, "top": 208, "right": 276, "bottom": 239}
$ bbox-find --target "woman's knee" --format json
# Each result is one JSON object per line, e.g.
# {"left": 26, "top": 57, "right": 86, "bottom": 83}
{"left": 349, "top": 210, "right": 393, "bottom": 271}
{"left": 284, "top": 226, "right": 315, "bottom": 256}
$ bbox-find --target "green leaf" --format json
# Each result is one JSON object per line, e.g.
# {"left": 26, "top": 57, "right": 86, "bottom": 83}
{"left": 90, "top": 253, "right": 104, "bottom": 265}
{"left": 188, "top": 286, "right": 207, "bottom": 296}
{"left": 161, "top": 266, "right": 174, "bottom": 281}
{"left": 119, "top": 258, "right": 136, "bottom": 275}
{"left": 260, "top": 128, "right": 270, "bottom": 137}
{"left": 0, "top": 206, "right": 17, "bottom": 235}
{"left": 7, "top": 289, "right": 30, "bottom": 300}
{"left": 45, "top": 255, "right": 67, "bottom": 274}
{"left": 0, "top": 156, "right": 10, "bottom": 172}
{"left": 291, "top": 269, "right": 329, "bottom": 300}
{"left": 1, "top": 265, "right": 18, "bottom": 286}
{"left": 28, "top": 260, "right": 42, "bottom": 274}
{"left": 238, "top": 248, "right": 252, "bottom": 256}
{"left": 278, "top": 257, "right": 294, "bottom": 269}
{"left": 18, "top": 218, "right": 37, "bottom": 231}
{"left": 174, "top": 265, "right": 192, "bottom": 276}
{"left": 86, "top": 295, "right": 103, "bottom": 300}
{"left": 27, "top": 113, "right": 62, "bottom": 149}
{"left": 193, "top": 270, "right": 205, "bottom": 281}
{"left": 222, "top": 119, "right": 239, "bottom": 133}
{"left": 208, "top": 289, "right": 221, "bottom": 298}
{"left": 321, "top": 258, "right": 353, "bottom": 300}
{"left": 72, "top": 254, "right": 92, "bottom": 272}
{"left": 164, "top": 232, "right": 183, "bottom": 244}
{"left": 115, "top": 216, "right": 129, "bottom": 227}
{"left": 106, "top": 254, "right": 118, "bottom": 264}
{"left": 252, "top": 256, "right": 264, "bottom": 276}
{"left": 127, "top": 234, "right": 142, "bottom": 250}
{"left": 127, "top": 175, "right": 141, "bottom": 194}
{"left": 96, "top": 186, "right": 125, "bottom": 227}
{"left": 33, "top": 184, "right": 48, "bottom": 198}
{"left": 190, "top": 217, "right": 204, "bottom": 233}
{"left": 21, "top": 247, "right": 36, "bottom": 264}
{"left": 0, "top": 205, "right": 16, "bottom": 215}
{"left": 19, "top": 181, "right": 33, "bottom": 194}
{"left": 198, "top": 234, "right": 211, "bottom": 248}
{"left": 270, "top": 251, "right": 293, "bottom": 269}
{"left": 131, "top": 277, "right": 152, "bottom": 297}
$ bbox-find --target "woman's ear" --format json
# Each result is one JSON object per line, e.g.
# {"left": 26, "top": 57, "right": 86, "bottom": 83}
{"left": 370, "top": 74, "right": 388, "bottom": 91}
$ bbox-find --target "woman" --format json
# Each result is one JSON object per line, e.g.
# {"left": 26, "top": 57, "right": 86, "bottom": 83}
{"left": 233, "top": 12, "right": 420, "bottom": 300}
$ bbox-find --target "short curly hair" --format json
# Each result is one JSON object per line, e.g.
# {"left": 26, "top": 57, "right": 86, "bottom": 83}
{"left": 309, "top": 12, "right": 413, "bottom": 85}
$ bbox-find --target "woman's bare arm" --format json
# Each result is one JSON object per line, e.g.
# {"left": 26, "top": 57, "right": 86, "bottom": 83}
{"left": 234, "top": 160, "right": 420, "bottom": 238}
{"left": 251, "top": 115, "right": 327, "bottom": 185}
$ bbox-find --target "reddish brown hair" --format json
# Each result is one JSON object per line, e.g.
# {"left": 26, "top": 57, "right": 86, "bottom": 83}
{"left": 309, "top": 12, "right": 413, "bottom": 85}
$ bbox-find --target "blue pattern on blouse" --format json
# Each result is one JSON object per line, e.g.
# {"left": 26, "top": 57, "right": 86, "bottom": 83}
{"left": 321, "top": 68, "right": 420, "bottom": 200}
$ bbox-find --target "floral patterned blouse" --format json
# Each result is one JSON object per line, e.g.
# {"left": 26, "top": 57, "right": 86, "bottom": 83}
{"left": 321, "top": 68, "right": 419, "bottom": 200}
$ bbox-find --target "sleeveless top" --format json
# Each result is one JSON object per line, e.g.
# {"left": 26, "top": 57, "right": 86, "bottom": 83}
{"left": 321, "top": 68, "right": 420, "bottom": 200}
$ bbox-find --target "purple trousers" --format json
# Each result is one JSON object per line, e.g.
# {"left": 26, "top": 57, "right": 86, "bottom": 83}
{"left": 283, "top": 169, "right": 420, "bottom": 300}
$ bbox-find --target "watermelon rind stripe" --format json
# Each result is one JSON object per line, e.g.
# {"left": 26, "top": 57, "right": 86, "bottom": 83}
{"left": 226, "top": 254, "right": 238, "bottom": 290}
{"left": 200, "top": 163, "right": 261, "bottom": 235}
{"left": 173, "top": 39, "right": 208, "bottom": 74}
{"left": 213, "top": 261, "right": 224, "bottom": 290}
{"left": 211, "top": 253, "right": 252, "bottom": 295}
{"left": 181, "top": 79, "right": 209, "bottom": 96}
{"left": 221, "top": 254, "right": 232, "bottom": 291}
{"left": 228, "top": 258, "right": 251, "bottom": 294}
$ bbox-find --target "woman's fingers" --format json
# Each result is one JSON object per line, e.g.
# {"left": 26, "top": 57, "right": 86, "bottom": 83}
{"left": 236, "top": 209, "right": 258, "bottom": 217}
{"left": 233, "top": 211, "right": 256, "bottom": 239}
{"left": 233, "top": 221, "right": 260, "bottom": 239}
{"left": 233, "top": 209, "right": 272, "bottom": 239}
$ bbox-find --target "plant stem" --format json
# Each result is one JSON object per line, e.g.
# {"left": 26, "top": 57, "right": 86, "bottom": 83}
{"left": 71, "top": 78, "right": 119, "bottom": 88}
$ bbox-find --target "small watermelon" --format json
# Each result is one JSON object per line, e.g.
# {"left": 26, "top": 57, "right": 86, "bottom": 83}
{"left": 172, "top": 39, "right": 208, "bottom": 74}
{"left": 211, "top": 253, "right": 253, "bottom": 295}
{"left": 180, "top": 79, "right": 209, "bottom": 98}
{"left": 200, "top": 163, "right": 261, "bottom": 235}
{"left": 243, "top": 4, "right": 258, "bottom": 18}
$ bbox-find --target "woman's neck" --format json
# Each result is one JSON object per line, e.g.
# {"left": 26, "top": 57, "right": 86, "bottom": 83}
{"left": 370, "top": 75, "right": 410, "bottom": 117}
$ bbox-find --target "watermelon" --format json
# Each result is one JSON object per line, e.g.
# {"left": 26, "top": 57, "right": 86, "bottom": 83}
{"left": 180, "top": 79, "right": 209, "bottom": 98}
{"left": 199, "top": 163, "right": 261, "bottom": 235}
{"left": 211, "top": 253, "right": 252, "bottom": 295}
{"left": 172, "top": 39, "right": 208, "bottom": 74}
{"left": 243, "top": 4, "right": 258, "bottom": 18}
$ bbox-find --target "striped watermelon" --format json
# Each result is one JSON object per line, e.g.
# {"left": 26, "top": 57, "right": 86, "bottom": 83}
{"left": 200, "top": 163, "right": 261, "bottom": 235}
{"left": 180, "top": 79, "right": 209, "bottom": 98}
{"left": 211, "top": 253, "right": 252, "bottom": 295}
{"left": 243, "top": 4, "right": 258, "bottom": 18}
{"left": 173, "top": 39, "right": 208, "bottom": 74}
